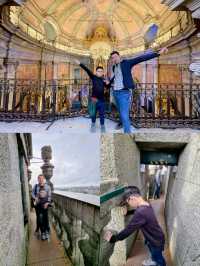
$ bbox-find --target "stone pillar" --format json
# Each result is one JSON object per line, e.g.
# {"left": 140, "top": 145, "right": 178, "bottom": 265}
{"left": 153, "top": 58, "right": 159, "bottom": 84}
{"left": 41, "top": 145, "right": 54, "bottom": 191}
{"left": 142, "top": 62, "right": 147, "bottom": 84}
{"left": 0, "top": 59, "right": 6, "bottom": 79}
{"left": 3, "top": 59, "right": 19, "bottom": 111}
{"left": 3, "top": 59, "right": 19, "bottom": 80}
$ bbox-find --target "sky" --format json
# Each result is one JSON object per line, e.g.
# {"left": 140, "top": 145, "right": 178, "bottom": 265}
{"left": 30, "top": 133, "right": 100, "bottom": 188}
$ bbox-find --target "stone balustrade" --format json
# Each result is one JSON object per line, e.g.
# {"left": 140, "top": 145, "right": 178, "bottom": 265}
{"left": 50, "top": 190, "right": 100, "bottom": 266}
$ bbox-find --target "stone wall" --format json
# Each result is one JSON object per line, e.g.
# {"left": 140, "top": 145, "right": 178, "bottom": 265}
{"left": 100, "top": 134, "right": 141, "bottom": 191}
{"left": 0, "top": 134, "right": 30, "bottom": 266}
{"left": 100, "top": 131, "right": 200, "bottom": 266}
{"left": 0, "top": 7, "right": 90, "bottom": 81}
{"left": 100, "top": 134, "right": 142, "bottom": 266}
{"left": 165, "top": 133, "right": 200, "bottom": 266}
{"left": 51, "top": 191, "right": 100, "bottom": 266}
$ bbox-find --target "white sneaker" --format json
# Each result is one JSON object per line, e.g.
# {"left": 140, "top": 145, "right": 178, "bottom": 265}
{"left": 142, "top": 258, "right": 157, "bottom": 266}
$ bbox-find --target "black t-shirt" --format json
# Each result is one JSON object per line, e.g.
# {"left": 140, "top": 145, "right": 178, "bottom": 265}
{"left": 110, "top": 204, "right": 165, "bottom": 248}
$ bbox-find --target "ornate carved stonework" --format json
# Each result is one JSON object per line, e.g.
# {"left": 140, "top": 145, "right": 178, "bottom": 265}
{"left": 41, "top": 145, "right": 54, "bottom": 190}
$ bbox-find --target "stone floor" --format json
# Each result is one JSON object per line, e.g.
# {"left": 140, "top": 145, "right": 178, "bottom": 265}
{"left": 0, "top": 117, "right": 198, "bottom": 134}
{"left": 125, "top": 196, "right": 172, "bottom": 266}
{"left": 27, "top": 211, "right": 72, "bottom": 266}
{"left": 0, "top": 117, "right": 134, "bottom": 133}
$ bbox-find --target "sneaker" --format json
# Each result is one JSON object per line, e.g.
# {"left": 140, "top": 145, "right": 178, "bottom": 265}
{"left": 142, "top": 258, "right": 157, "bottom": 266}
{"left": 45, "top": 232, "right": 49, "bottom": 240}
{"left": 115, "top": 122, "right": 123, "bottom": 130}
{"left": 90, "top": 123, "right": 96, "bottom": 133}
{"left": 100, "top": 125, "right": 106, "bottom": 133}
{"left": 41, "top": 233, "right": 46, "bottom": 241}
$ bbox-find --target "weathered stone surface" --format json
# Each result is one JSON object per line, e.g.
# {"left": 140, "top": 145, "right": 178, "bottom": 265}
{"left": 100, "top": 133, "right": 142, "bottom": 266}
{"left": 100, "top": 132, "right": 200, "bottom": 266}
{"left": 165, "top": 133, "right": 200, "bottom": 266}
{"left": 134, "top": 131, "right": 191, "bottom": 149}
{"left": 51, "top": 191, "right": 101, "bottom": 266}
{"left": 0, "top": 134, "right": 30, "bottom": 266}
{"left": 100, "top": 134, "right": 118, "bottom": 183}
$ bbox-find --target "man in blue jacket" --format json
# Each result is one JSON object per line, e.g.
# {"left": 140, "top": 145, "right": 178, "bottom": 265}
{"left": 109, "top": 47, "right": 168, "bottom": 133}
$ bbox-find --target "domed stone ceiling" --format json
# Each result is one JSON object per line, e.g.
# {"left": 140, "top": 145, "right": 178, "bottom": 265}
{"left": 9, "top": 0, "right": 187, "bottom": 57}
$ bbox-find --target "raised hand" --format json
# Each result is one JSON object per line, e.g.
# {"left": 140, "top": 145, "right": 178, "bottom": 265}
{"left": 73, "top": 58, "right": 80, "bottom": 65}
{"left": 159, "top": 47, "right": 168, "bottom": 55}
{"left": 121, "top": 206, "right": 128, "bottom": 216}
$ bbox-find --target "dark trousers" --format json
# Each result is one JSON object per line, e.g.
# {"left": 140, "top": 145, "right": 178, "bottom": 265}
{"left": 91, "top": 100, "right": 105, "bottom": 125}
{"left": 36, "top": 205, "right": 50, "bottom": 233}
{"left": 147, "top": 242, "right": 166, "bottom": 266}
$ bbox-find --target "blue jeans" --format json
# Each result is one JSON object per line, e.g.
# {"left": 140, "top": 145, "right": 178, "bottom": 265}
{"left": 92, "top": 100, "right": 105, "bottom": 125}
{"left": 147, "top": 242, "right": 166, "bottom": 266}
{"left": 113, "top": 90, "right": 131, "bottom": 133}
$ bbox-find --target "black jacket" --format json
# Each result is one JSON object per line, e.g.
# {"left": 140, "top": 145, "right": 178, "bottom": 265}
{"left": 80, "top": 63, "right": 113, "bottom": 101}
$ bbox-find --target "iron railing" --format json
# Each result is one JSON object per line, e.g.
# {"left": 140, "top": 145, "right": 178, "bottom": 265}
{"left": 0, "top": 79, "right": 199, "bottom": 128}
{"left": 0, "top": 78, "right": 91, "bottom": 121}
{"left": 131, "top": 83, "right": 200, "bottom": 128}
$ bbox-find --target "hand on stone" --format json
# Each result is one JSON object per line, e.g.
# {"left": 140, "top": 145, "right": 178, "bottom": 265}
{"left": 104, "top": 231, "right": 113, "bottom": 242}
{"left": 122, "top": 206, "right": 128, "bottom": 216}
{"left": 159, "top": 47, "right": 168, "bottom": 55}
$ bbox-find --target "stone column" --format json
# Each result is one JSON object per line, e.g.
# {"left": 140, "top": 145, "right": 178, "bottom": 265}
{"left": 41, "top": 145, "right": 54, "bottom": 191}
{"left": 3, "top": 59, "right": 19, "bottom": 111}
{"left": 153, "top": 58, "right": 159, "bottom": 84}
{"left": 142, "top": 62, "right": 147, "bottom": 84}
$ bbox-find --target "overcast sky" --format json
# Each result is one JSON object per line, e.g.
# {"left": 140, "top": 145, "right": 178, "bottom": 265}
{"left": 30, "top": 133, "right": 100, "bottom": 188}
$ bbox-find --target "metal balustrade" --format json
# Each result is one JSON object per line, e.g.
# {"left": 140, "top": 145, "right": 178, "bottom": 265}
{"left": 0, "top": 79, "right": 199, "bottom": 128}
{"left": 132, "top": 83, "right": 200, "bottom": 128}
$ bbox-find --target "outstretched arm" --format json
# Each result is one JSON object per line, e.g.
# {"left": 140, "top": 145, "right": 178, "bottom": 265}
{"left": 128, "top": 47, "right": 168, "bottom": 67}
{"left": 128, "top": 51, "right": 159, "bottom": 67}
{"left": 80, "top": 63, "right": 94, "bottom": 79}
{"left": 104, "top": 211, "right": 146, "bottom": 243}
{"left": 70, "top": 58, "right": 94, "bottom": 79}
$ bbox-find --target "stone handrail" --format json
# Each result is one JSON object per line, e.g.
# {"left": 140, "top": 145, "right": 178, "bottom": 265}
{"left": 50, "top": 190, "right": 100, "bottom": 266}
